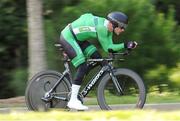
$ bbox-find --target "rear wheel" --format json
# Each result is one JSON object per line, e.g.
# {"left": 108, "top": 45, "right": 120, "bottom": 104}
{"left": 97, "top": 68, "right": 146, "bottom": 110}
{"left": 25, "top": 70, "right": 71, "bottom": 111}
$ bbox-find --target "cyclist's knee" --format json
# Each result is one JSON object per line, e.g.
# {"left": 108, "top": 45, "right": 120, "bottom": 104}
{"left": 71, "top": 54, "right": 85, "bottom": 68}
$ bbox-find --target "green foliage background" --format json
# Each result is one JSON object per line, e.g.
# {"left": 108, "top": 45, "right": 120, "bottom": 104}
{"left": 0, "top": 0, "right": 179, "bottom": 98}
{"left": 0, "top": 0, "right": 27, "bottom": 98}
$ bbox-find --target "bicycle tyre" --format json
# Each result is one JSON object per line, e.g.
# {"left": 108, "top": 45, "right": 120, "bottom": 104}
{"left": 97, "top": 68, "right": 146, "bottom": 110}
{"left": 25, "top": 70, "right": 71, "bottom": 111}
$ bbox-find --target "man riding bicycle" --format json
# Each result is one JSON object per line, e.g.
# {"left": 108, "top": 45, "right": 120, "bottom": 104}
{"left": 59, "top": 11, "right": 137, "bottom": 110}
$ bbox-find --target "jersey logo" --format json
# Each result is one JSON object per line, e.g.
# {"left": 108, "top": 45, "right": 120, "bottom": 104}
{"left": 73, "top": 26, "right": 96, "bottom": 34}
{"left": 79, "top": 27, "right": 91, "bottom": 32}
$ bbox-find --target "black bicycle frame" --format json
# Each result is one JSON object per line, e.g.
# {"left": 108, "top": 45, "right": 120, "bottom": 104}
{"left": 42, "top": 63, "right": 110, "bottom": 102}
{"left": 42, "top": 44, "right": 125, "bottom": 103}
{"left": 81, "top": 65, "right": 109, "bottom": 97}
{"left": 42, "top": 61, "right": 72, "bottom": 101}
{"left": 42, "top": 59, "right": 123, "bottom": 103}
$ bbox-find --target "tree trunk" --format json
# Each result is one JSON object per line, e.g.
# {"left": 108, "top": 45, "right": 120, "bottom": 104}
{"left": 27, "top": 0, "right": 47, "bottom": 79}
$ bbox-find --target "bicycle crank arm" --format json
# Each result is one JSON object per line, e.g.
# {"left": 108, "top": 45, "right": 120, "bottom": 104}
{"left": 42, "top": 96, "right": 68, "bottom": 102}
{"left": 53, "top": 96, "right": 68, "bottom": 101}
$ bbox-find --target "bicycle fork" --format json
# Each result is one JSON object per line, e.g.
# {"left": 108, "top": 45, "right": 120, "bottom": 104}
{"left": 109, "top": 68, "right": 124, "bottom": 95}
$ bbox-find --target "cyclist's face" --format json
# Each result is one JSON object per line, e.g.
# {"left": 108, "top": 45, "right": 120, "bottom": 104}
{"left": 108, "top": 22, "right": 125, "bottom": 35}
{"left": 114, "top": 27, "right": 125, "bottom": 35}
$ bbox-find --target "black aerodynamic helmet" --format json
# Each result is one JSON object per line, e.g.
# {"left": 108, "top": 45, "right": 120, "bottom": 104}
{"left": 107, "top": 11, "right": 128, "bottom": 29}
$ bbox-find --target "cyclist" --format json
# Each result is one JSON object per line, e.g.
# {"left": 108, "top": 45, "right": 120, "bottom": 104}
{"left": 59, "top": 11, "right": 137, "bottom": 110}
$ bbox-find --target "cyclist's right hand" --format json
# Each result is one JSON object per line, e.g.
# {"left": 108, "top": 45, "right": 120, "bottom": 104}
{"left": 125, "top": 41, "right": 138, "bottom": 49}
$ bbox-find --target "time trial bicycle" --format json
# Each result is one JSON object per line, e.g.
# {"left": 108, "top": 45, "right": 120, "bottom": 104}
{"left": 25, "top": 44, "right": 146, "bottom": 111}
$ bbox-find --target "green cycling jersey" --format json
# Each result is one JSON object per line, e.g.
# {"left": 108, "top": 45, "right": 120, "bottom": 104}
{"left": 60, "top": 13, "right": 125, "bottom": 67}
{"left": 61, "top": 13, "right": 124, "bottom": 52}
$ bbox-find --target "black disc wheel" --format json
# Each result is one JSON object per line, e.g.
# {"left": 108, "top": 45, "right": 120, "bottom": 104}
{"left": 25, "top": 71, "right": 71, "bottom": 111}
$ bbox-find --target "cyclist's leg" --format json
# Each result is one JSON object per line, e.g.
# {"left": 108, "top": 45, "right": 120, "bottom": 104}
{"left": 59, "top": 35, "right": 88, "bottom": 110}
{"left": 59, "top": 35, "right": 85, "bottom": 67}
{"left": 78, "top": 41, "right": 106, "bottom": 72}
{"left": 59, "top": 36, "right": 89, "bottom": 85}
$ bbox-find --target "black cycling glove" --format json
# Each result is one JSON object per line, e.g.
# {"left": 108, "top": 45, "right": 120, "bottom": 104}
{"left": 124, "top": 41, "right": 138, "bottom": 49}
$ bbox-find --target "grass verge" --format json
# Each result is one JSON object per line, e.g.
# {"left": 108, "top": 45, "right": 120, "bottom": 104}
{"left": 0, "top": 110, "right": 180, "bottom": 121}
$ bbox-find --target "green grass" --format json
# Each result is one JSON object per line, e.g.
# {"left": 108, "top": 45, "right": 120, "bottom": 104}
{"left": 146, "top": 92, "right": 180, "bottom": 103}
{"left": 85, "top": 95, "right": 138, "bottom": 105}
{"left": 85, "top": 92, "right": 180, "bottom": 105}
{"left": 0, "top": 110, "right": 180, "bottom": 121}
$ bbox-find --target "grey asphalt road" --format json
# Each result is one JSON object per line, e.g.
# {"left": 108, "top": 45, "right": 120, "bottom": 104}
{"left": 0, "top": 103, "right": 180, "bottom": 113}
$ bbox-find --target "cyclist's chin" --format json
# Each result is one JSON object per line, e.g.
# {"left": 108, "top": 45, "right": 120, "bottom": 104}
{"left": 115, "top": 32, "right": 121, "bottom": 36}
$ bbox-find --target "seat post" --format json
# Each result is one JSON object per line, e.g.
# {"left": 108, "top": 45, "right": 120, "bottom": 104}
{"left": 55, "top": 43, "right": 72, "bottom": 82}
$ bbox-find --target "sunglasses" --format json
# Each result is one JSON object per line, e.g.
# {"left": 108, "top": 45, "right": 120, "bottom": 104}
{"left": 112, "top": 21, "right": 128, "bottom": 30}
{"left": 118, "top": 22, "right": 128, "bottom": 30}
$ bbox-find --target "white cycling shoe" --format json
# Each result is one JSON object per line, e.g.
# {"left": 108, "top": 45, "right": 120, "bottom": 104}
{"left": 67, "top": 99, "right": 88, "bottom": 110}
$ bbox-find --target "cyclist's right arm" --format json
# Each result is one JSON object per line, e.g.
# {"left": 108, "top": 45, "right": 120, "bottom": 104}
{"left": 96, "top": 26, "right": 125, "bottom": 52}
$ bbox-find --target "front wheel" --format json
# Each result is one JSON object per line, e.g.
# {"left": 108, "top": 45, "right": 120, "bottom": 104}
{"left": 97, "top": 68, "right": 146, "bottom": 110}
{"left": 25, "top": 70, "right": 71, "bottom": 111}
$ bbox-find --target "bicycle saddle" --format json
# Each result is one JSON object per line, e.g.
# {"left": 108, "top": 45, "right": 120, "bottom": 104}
{"left": 54, "top": 44, "right": 64, "bottom": 51}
